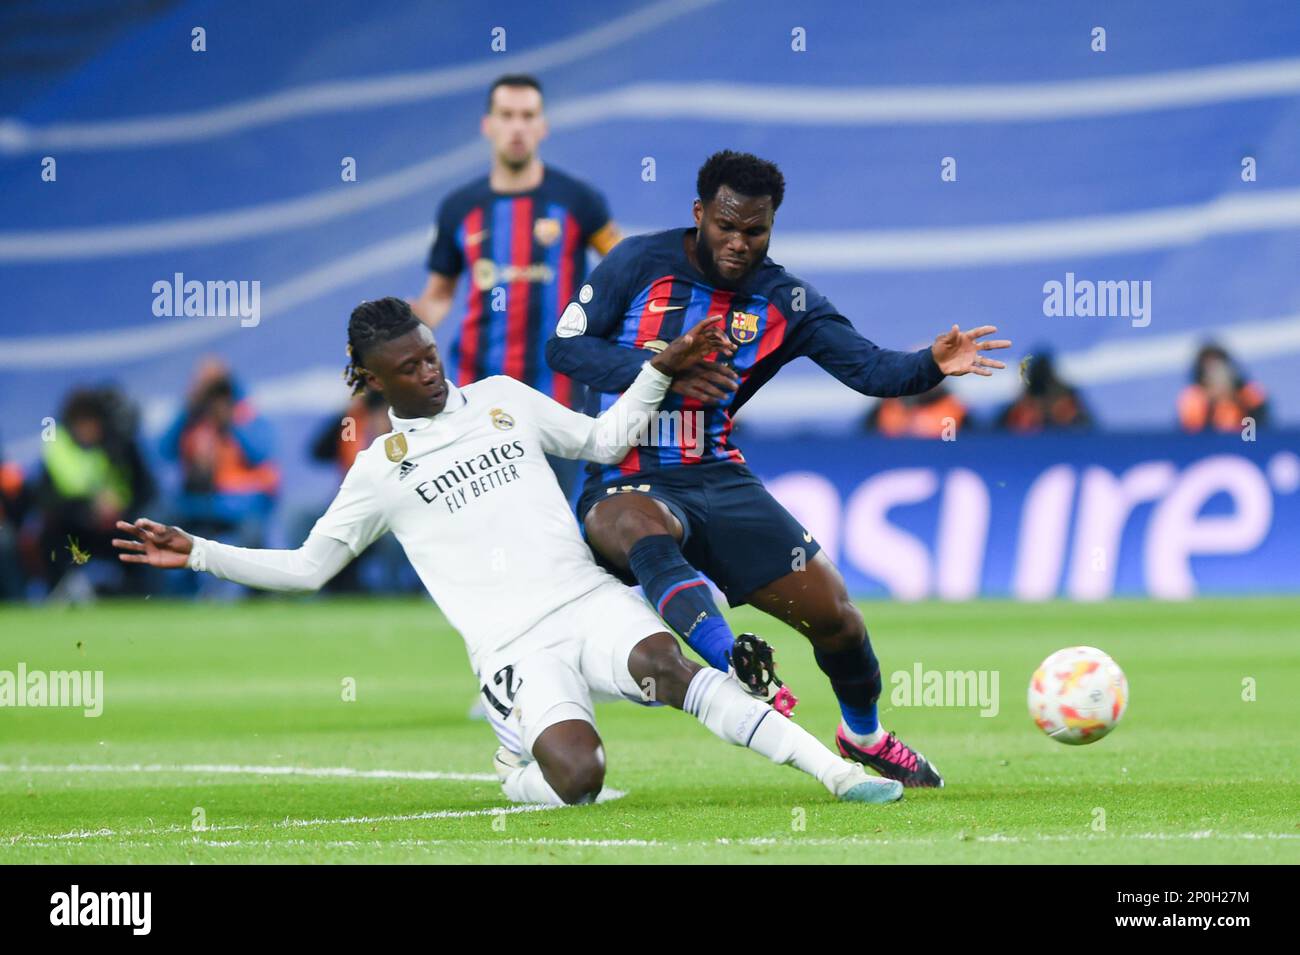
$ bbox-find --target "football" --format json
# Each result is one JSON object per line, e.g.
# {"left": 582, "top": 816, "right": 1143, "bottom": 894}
{"left": 1028, "top": 646, "right": 1129, "bottom": 745}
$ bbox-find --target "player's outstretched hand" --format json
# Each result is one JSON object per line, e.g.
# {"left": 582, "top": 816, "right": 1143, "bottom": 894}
{"left": 112, "top": 518, "right": 194, "bottom": 569}
{"left": 931, "top": 324, "right": 1012, "bottom": 377}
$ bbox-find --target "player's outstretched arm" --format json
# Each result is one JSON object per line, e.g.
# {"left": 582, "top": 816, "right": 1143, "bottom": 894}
{"left": 113, "top": 518, "right": 353, "bottom": 594}
{"left": 799, "top": 315, "right": 1010, "bottom": 398}
{"left": 798, "top": 315, "right": 946, "bottom": 398}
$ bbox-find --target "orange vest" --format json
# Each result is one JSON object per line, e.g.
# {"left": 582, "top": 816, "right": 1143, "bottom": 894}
{"left": 0, "top": 463, "right": 21, "bottom": 526}
{"left": 1178, "top": 383, "right": 1265, "bottom": 433}
{"left": 0, "top": 462, "right": 21, "bottom": 500}
{"left": 875, "top": 395, "right": 967, "bottom": 438}
{"left": 180, "top": 403, "right": 279, "bottom": 495}
{"left": 1002, "top": 394, "right": 1084, "bottom": 433}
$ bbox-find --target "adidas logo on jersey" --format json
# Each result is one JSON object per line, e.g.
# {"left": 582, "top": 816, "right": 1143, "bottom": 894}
{"left": 398, "top": 460, "right": 419, "bottom": 481}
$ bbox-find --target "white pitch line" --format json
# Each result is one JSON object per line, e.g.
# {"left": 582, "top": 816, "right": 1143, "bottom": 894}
{"left": 0, "top": 763, "right": 498, "bottom": 782}
{"left": 190, "top": 837, "right": 667, "bottom": 849}
{"left": 5, "top": 804, "right": 561, "bottom": 845}
{"left": 712, "top": 832, "right": 1300, "bottom": 847}
{"left": 6, "top": 831, "right": 1297, "bottom": 851}
{"left": 0, "top": 764, "right": 629, "bottom": 844}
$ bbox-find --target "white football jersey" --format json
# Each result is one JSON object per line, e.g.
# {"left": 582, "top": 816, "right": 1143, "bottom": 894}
{"left": 310, "top": 366, "right": 667, "bottom": 667}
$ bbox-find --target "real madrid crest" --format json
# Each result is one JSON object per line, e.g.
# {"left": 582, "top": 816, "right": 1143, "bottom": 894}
{"left": 490, "top": 407, "right": 516, "bottom": 431}
{"left": 730, "top": 309, "right": 760, "bottom": 344}
{"left": 533, "top": 217, "right": 561, "bottom": 247}
{"left": 384, "top": 432, "right": 408, "bottom": 463}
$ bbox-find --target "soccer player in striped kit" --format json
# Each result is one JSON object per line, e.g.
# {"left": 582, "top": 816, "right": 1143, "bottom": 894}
{"left": 547, "top": 151, "right": 1013, "bottom": 789}
{"left": 411, "top": 74, "right": 622, "bottom": 498}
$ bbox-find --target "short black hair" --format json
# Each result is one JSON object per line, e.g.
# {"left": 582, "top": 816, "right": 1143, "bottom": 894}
{"left": 345, "top": 297, "right": 420, "bottom": 395}
{"left": 197, "top": 376, "right": 234, "bottom": 405}
{"left": 696, "top": 150, "right": 785, "bottom": 211}
{"left": 486, "top": 74, "right": 543, "bottom": 113}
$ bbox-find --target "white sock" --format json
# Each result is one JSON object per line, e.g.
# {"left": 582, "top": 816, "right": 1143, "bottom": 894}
{"left": 684, "top": 668, "right": 855, "bottom": 795}
{"left": 840, "top": 721, "right": 888, "bottom": 749}
{"left": 500, "top": 760, "right": 566, "bottom": 806}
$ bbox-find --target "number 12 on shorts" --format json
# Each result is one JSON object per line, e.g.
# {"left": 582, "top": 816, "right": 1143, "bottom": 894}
{"left": 481, "top": 664, "right": 522, "bottom": 718}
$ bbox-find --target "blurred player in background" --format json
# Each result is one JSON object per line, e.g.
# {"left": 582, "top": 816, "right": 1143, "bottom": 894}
{"left": 410, "top": 73, "right": 622, "bottom": 498}
{"left": 548, "top": 150, "right": 1012, "bottom": 789}
{"left": 115, "top": 298, "right": 904, "bottom": 808}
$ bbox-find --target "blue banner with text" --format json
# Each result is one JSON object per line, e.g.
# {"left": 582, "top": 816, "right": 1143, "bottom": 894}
{"left": 740, "top": 432, "right": 1300, "bottom": 600}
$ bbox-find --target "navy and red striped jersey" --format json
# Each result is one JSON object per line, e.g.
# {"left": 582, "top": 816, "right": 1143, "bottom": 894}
{"left": 546, "top": 228, "right": 944, "bottom": 483}
{"left": 427, "top": 166, "right": 612, "bottom": 408}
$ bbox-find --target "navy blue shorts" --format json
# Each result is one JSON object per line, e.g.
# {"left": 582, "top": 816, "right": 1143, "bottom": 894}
{"left": 576, "top": 460, "right": 822, "bottom": 606}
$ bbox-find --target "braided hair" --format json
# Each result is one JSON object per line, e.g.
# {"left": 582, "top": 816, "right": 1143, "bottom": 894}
{"left": 344, "top": 297, "right": 421, "bottom": 395}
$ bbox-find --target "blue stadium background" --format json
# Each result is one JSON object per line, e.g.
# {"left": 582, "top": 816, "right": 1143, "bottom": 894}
{"left": 2, "top": 0, "right": 1297, "bottom": 597}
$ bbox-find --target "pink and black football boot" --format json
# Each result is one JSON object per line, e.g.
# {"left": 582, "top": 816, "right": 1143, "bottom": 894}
{"left": 836, "top": 726, "right": 944, "bottom": 788}
{"left": 729, "top": 633, "right": 799, "bottom": 717}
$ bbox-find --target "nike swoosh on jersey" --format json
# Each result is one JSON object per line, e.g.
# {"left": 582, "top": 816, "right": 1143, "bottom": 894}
{"left": 647, "top": 300, "right": 683, "bottom": 313}
{"left": 465, "top": 230, "right": 489, "bottom": 245}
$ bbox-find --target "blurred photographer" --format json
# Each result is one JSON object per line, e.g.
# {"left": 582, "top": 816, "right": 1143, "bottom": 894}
{"left": 34, "top": 386, "right": 155, "bottom": 598}
{"left": 160, "top": 359, "right": 279, "bottom": 584}
{"left": 1178, "top": 343, "right": 1268, "bottom": 433}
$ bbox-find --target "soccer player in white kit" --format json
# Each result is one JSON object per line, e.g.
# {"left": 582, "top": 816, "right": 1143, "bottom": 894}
{"left": 115, "top": 298, "right": 903, "bottom": 807}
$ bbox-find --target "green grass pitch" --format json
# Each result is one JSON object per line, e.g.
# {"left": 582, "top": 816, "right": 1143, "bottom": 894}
{"left": 1, "top": 597, "right": 1296, "bottom": 864}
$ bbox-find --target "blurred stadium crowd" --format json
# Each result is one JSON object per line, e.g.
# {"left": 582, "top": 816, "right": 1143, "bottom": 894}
{"left": 0, "top": 340, "right": 1270, "bottom": 602}
{"left": 864, "top": 341, "right": 1268, "bottom": 437}
{"left": 0, "top": 354, "right": 422, "bottom": 601}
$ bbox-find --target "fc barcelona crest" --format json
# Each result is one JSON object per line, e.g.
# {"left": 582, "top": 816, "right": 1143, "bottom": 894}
{"left": 730, "top": 310, "right": 760, "bottom": 344}
{"left": 533, "top": 217, "right": 561, "bottom": 247}
{"left": 472, "top": 258, "right": 497, "bottom": 291}
{"left": 384, "top": 432, "right": 408, "bottom": 463}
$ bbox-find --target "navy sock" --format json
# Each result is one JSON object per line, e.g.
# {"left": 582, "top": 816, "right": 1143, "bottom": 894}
{"left": 627, "top": 535, "right": 734, "bottom": 672}
{"left": 814, "top": 639, "right": 882, "bottom": 735}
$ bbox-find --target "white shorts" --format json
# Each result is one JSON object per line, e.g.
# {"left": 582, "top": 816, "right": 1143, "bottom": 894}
{"left": 475, "top": 580, "right": 666, "bottom": 757}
